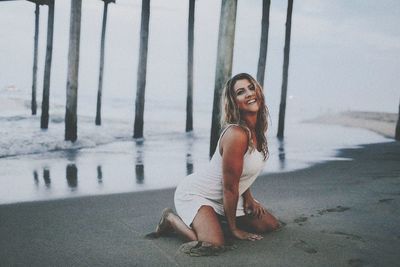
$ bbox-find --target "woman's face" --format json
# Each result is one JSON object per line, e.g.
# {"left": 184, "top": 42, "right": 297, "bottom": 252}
{"left": 233, "top": 78, "right": 259, "bottom": 114}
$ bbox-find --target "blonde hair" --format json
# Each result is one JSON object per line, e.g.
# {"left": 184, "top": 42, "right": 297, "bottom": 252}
{"left": 220, "top": 73, "right": 269, "bottom": 160}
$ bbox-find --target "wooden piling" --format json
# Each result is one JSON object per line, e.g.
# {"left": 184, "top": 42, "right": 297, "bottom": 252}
{"left": 40, "top": 0, "right": 54, "bottom": 129}
{"left": 133, "top": 0, "right": 151, "bottom": 139}
{"left": 256, "top": 0, "right": 271, "bottom": 88}
{"left": 209, "top": 0, "right": 237, "bottom": 158}
{"left": 95, "top": 0, "right": 112, "bottom": 126}
{"left": 186, "top": 0, "right": 195, "bottom": 132}
{"left": 31, "top": 3, "right": 39, "bottom": 115}
{"left": 65, "top": 0, "right": 82, "bottom": 142}
{"left": 277, "top": 0, "right": 293, "bottom": 139}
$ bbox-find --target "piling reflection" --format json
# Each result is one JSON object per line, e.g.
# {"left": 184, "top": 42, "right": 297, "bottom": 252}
{"left": 43, "top": 168, "right": 51, "bottom": 188}
{"left": 278, "top": 138, "right": 286, "bottom": 170}
{"left": 64, "top": 149, "right": 79, "bottom": 162}
{"left": 186, "top": 134, "right": 194, "bottom": 175}
{"left": 186, "top": 153, "right": 193, "bottom": 175}
{"left": 66, "top": 164, "right": 78, "bottom": 190}
{"left": 97, "top": 165, "right": 103, "bottom": 184}
{"left": 135, "top": 140, "right": 145, "bottom": 184}
{"left": 33, "top": 170, "right": 39, "bottom": 186}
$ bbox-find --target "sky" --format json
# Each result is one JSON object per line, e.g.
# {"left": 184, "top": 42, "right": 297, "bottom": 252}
{"left": 0, "top": 0, "right": 399, "bottom": 124}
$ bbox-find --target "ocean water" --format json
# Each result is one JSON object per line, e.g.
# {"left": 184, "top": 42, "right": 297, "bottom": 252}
{"left": 0, "top": 0, "right": 396, "bottom": 204}
{"left": 0, "top": 88, "right": 388, "bottom": 204}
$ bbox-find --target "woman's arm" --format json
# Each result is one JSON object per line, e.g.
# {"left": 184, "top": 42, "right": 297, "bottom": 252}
{"left": 221, "top": 127, "right": 262, "bottom": 240}
{"left": 242, "top": 188, "right": 254, "bottom": 203}
{"left": 242, "top": 188, "right": 267, "bottom": 218}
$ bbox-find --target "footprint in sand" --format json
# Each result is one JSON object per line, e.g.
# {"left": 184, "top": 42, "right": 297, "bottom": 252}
{"left": 318, "top": 205, "right": 350, "bottom": 215}
{"left": 293, "top": 216, "right": 308, "bottom": 225}
{"left": 348, "top": 258, "right": 364, "bottom": 267}
{"left": 292, "top": 240, "right": 317, "bottom": 254}
{"left": 321, "top": 230, "right": 364, "bottom": 242}
{"left": 378, "top": 198, "right": 394, "bottom": 203}
{"left": 178, "top": 241, "right": 236, "bottom": 257}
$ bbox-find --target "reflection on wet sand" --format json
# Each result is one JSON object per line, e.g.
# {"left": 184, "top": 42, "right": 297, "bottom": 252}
{"left": 28, "top": 142, "right": 197, "bottom": 198}
{"left": 97, "top": 165, "right": 103, "bottom": 184}
{"left": 66, "top": 164, "right": 78, "bottom": 190}
{"left": 278, "top": 139, "right": 286, "bottom": 170}
{"left": 186, "top": 135, "right": 194, "bottom": 175}
{"left": 186, "top": 153, "right": 193, "bottom": 175}
{"left": 33, "top": 170, "right": 39, "bottom": 186}
{"left": 135, "top": 140, "right": 145, "bottom": 183}
{"left": 43, "top": 168, "right": 51, "bottom": 188}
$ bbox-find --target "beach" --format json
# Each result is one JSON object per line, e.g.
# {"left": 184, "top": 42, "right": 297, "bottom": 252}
{"left": 307, "top": 111, "right": 398, "bottom": 139}
{"left": 1, "top": 0, "right": 399, "bottom": 264}
{"left": 0, "top": 111, "right": 399, "bottom": 266}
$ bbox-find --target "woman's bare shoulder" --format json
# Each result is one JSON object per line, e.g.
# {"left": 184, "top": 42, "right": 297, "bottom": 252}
{"left": 223, "top": 125, "right": 248, "bottom": 139}
{"left": 220, "top": 125, "right": 249, "bottom": 153}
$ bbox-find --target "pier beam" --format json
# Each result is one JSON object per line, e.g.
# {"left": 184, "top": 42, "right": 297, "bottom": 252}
{"left": 256, "top": 0, "right": 271, "bottom": 88}
{"left": 95, "top": 0, "right": 114, "bottom": 126}
{"left": 31, "top": 3, "right": 40, "bottom": 115}
{"left": 209, "top": 0, "right": 237, "bottom": 158}
{"left": 277, "top": 0, "right": 294, "bottom": 139}
{"left": 186, "top": 0, "right": 195, "bottom": 132}
{"left": 65, "top": 0, "right": 82, "bottom": 141}
{"left": 133, "top": 0, "right": 151, "bottom": 139}
{"left": 40, "top": 0, "right": 54, "bottom": 129}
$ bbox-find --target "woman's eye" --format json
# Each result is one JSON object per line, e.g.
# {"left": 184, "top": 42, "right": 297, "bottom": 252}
{"left": 249, "top": 85, "right": 255, "bottom": 90}
{"left": 236, "top": 90, "right": 244, "bottom": 95}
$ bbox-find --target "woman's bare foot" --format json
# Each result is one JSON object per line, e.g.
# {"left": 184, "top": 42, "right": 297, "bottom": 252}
{"left": 155, "top": 208, "right": 174, "bottom": 236}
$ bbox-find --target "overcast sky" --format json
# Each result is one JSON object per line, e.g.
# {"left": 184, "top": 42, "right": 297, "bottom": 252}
{"left": 0, "top": 0, "right": 399, "bottom": 121}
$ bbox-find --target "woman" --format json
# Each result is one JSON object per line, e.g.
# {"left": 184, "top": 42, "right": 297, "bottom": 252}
{"left": 154, "top": 73, "right": 280, "bottom": 246}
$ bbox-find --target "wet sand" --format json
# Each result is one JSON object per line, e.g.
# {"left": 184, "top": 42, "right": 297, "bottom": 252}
{"left": 1, "top": 111, "right": 399, "bottom": 266}
{"left": 0, "top": 140, "right": 399, "bottom": 266}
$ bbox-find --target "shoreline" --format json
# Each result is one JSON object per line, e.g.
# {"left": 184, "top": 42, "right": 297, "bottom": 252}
{"left": 306, "top": 111, "right": 397, "bottom": 139}
{"left": 0, "top": 110, "right": 396, "bottom": 205}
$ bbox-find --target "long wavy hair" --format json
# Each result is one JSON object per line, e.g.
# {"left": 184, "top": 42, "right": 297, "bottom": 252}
{"left": 220, "top": 73, "right": 269, "bottom": 160}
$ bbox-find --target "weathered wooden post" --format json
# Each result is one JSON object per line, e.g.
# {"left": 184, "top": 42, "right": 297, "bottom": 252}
{"left": 40, "top": 0, "right": 54, "bottom": 129}
{"left": 95, "top": 0, "right": 114, "bottom": 126}
{"left": 31, "top": 2, "right": 40, "bottom": 115}
{"left": 186, "top": 0, "right": 195, "bottom": 132}
{"left": 256, "top": 0, "right": 271, "bottom": 88}
{"left": 133, "top": 0, "right": 151, "bottom": 139}
{"left": 277, "top": 0, "right": 293, "bottom": 139}
{"left": 209, "top": 0, "right": 237, "bottom": 158}
{"left": 395, "top": 99, "right": 400, "bottom": 141}
{"left": 65, "top": 0, "right": 82, "bottom": 141}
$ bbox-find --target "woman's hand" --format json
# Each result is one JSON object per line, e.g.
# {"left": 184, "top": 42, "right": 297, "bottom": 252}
{"left": 244, "top": 198, "right": 267, "bottom": 219}
{"left": 231, "top": 228, "right": 263, "bottom": 241}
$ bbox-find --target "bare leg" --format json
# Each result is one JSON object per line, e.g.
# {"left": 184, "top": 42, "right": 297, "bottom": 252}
{"left": 155, "top": 206, "right": 225, "bottom": 246}
{"left": 237, "top": 208, "right": 281, "bottom": 233}
{"left": 192, "top": 205, "right": 225, "bottom": 246}
{"left": 155, "top": 208, "right": 197, "bottom": 241}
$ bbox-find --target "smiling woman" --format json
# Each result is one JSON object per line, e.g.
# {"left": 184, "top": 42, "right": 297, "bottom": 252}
{"left": 150, "top": 73, "right": 281, "bottom": 251}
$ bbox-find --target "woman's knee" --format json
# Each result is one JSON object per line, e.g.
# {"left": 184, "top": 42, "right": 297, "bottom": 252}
{"left": 193, "top": 206, "right": 225, "bottom": 246}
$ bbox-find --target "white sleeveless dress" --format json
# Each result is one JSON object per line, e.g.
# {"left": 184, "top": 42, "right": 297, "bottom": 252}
{"left": 174, "top": 125, "right": 266, "bottom": 227}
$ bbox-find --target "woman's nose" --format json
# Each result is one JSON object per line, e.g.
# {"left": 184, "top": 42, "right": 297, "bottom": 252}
{"left": 245, "top": 90, "right": 253, "bottom": 98}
